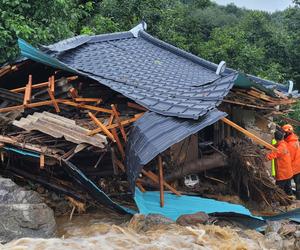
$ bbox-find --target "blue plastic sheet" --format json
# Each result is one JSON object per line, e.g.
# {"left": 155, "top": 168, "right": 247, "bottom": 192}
{"left": 134, "top": 188, "right": 262, "bottom": 221}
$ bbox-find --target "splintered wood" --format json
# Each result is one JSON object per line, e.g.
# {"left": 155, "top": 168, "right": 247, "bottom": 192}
{"left": 224, "top": 86, "right": 296, "bottom": 112}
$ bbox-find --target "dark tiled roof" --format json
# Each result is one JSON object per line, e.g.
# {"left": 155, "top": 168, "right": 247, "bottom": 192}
{"left": 125, "top": 110, "right": 227, "bottom": 191}
{"left": 40, "top": 27, "right": 237, "bottom": 119}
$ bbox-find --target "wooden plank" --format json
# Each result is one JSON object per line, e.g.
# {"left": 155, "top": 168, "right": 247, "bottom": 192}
{"left": 23, "top": 75, "right": 32, "bottom": 105}
{"left": 88, "top": 112, "right": 115, "bottom": 141}
{"left": 158, "top": 155, "right": 164, "bottom": 207}
{"left": 87, "top": 113, "right": 144, "bottom": 136}
{"left": 40, "top": 154, "right": 45, "bottom": 169}
{"left": 47, "top": 88, "right": 60, "bottom": 113}
{"left": 141, "top": 169, "right": 181, "bottom": 196}
{"left": 111, "top": 104, "right": 127, "bottom": 142}
{"left": 0, "top": 135, "right": 60, "bottom": 157}
{"left": 111, "top": 128, "right": 125, "bottom": 160}
{"left": 11, "top": 76, "right": 78, "bottom": 93}
{"left": 221, "top": 117, "right": 277, "bottom": 151}
{"left": 127, "top": 102, "right": 147, "bottom": 111}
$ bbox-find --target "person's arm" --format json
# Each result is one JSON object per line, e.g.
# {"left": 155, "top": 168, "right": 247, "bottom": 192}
{"left": 267, "top": 144, "right": 284, "bottom": 160}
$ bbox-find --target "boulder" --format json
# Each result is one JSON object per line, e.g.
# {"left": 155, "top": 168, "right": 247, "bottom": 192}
{"left": 128, "top": 214, "right": 174, "bottom": 231}
{"left": 0, "top": 177, "right": 56, "bottom": 243}
{"left": 176, "top": 212, "right": 210, "bottom": 226}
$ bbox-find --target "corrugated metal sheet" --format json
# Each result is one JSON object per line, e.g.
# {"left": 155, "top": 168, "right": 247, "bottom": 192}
{"left": 125, "top": 109, "right": 227, "bottom": 191}
{"left": 13, "top": 111, "right": 107, "bottom": 148}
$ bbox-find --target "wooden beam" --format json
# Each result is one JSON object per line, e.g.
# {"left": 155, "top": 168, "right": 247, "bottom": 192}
{"left": 127, "top": 102, "right": 147, "bottom": 111}
{"left": 114, "top": 159, "right": 126, "bottom": 172}
{"left": 23, "top": 75, "right": 32, "bottom": 105}
{"left": 50, "top": 76, "right": 55, "bottom": 93}
{"left": 69, "top": 87, "right": 79, "bottom": 100}
{"left": 47, "top": 88, "right": 60, "bottom": 113}
{"left": 40, "top": 154, "right": 45, "bottom": 169}
{"left": 11, "top": 76, "right": 78, "bottom": 93}
{"left": 111, "top": 128, "right": 125, "bottom": 160}
{"left": 108, "top": 114, "right": 114, "bottom": 126}
{"left": 158, "top": 155, "right": 164, "bottom": 207}
{"left": 88, "top": 112, "right": 115, "bottom": 142}
{"left": 61, "top": 100, "right": 113, "bottom": 114}
{"left": 136, "top": 182, "right": 146, "bottom": 192}
{"left": 221, "top": 117, "right": 277, "bottom": 151}
{"left": 141, "top": 169, "right": 181, "bottom": 196}
{"left": 111, "top": 104, "right": 127, "bottom": 142}
{"left": 87, "top": 113, "right": 144, "bottom": 136}
{"left": 74, "top": 98, "right": 102, "bottom": 103}
{"left": 222, "top": 99, "right": 275, "bottom": 110}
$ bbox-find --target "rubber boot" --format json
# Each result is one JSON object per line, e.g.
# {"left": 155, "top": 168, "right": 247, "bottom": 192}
{"left": 296, "top": 191, "right": 300, "bottom": 200}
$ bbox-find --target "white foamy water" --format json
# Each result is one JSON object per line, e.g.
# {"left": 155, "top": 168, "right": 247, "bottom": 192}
{"left": 1, "top": 211, "right": 268, "bottom": 250}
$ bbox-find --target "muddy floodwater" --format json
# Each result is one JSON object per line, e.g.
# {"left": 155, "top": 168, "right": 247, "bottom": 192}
{"left": 1, "top": 209, "right": 272, "bottom": 250}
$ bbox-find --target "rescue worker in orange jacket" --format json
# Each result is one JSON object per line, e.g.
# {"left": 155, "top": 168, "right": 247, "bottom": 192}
{"left": 282, "top": 124, "right": 300, "bottom": 199}
{"left": 266, "top": 130, "right": 293, "bottom": 195}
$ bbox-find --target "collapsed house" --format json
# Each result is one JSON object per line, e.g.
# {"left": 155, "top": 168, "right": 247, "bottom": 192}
{"left": 0, "top": 23, "right": 299, "bottom": 216}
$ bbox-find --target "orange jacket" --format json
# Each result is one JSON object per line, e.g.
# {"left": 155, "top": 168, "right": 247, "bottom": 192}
{"left": 285, "top": 133, "right": 300, "bottom": 175}
{"left": 267, "top": 140, "right": 293, "bottom": 181}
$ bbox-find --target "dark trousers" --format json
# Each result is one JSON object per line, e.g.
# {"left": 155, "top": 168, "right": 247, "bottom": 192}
{"left": 276, "top": 179, "right": 293, "bottom": 195}
{"left": 294, "top": 173, "right": 300, "bottom": 199}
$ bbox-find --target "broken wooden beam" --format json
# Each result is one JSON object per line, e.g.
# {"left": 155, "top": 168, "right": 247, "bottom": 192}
{"left": 23, "top": 75, "right": 32, "bottom": 105}
{"left": 111, "top": 104, "right": 127, "bottom": 142}
{"left": 87, "top": 113, "right": 144, "bottom": 136}
{"left": 88, "top": 112, "right": 115, "bottom": 142}
{"left": 111, "top": 128, "right": 125, "bottom": 160}
{"left": 221, "top": 117, "right": 277, "bottom": 151}
{"left": 47, "top": 88, "right": 60, "bottom": 113}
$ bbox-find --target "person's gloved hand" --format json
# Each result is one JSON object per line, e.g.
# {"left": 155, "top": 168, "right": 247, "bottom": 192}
{"left": 266, "top": 154, "right": 272, "bottom": 161}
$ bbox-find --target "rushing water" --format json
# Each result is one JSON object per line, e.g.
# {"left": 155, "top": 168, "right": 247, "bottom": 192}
{"left": 1, "top": 209, "right": 270, "bottom": 250}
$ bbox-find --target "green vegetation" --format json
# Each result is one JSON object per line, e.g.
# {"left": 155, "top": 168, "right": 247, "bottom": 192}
{"left": 0, "top": 0, "right": 299, "bottom": 88}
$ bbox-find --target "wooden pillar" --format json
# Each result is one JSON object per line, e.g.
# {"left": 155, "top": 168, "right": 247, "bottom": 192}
{"left": 158, "top": 155, "right": 164, "bottom": 207}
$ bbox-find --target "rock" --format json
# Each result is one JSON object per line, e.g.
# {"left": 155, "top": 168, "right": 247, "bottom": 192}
{"left": 294, "top": 230, "right": 300, "bottom": 238}
{"left": 282, "top": 238, "right": 295, "bottom": 250}
{"left": 279, "top": 223, "right": 297, "bottom": 237}
{"left": 0, "top": 177, "right": 56, "bottom": 243}
{"left": 176, "top": 212, "right": 210, "bottom": 226}
{"left": 128, "top": 214, "right": 174, "bottom": 232}
{"left": 264, "top": 232, "right": 283, "bottom": 250}
{"left": 265, "top": 221, "right": 283, "bottom": 234}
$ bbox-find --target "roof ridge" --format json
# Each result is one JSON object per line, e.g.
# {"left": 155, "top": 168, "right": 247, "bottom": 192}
{"left": 138, "top": 30, "right": 219, "bottom": 72}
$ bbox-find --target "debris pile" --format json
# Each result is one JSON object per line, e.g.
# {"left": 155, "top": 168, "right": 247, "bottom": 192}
{"left": 224, "top": 138, "right": 292, "bottom": 207}
{"left": 0, "top": 72, "right": 144, "bottom": 210}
